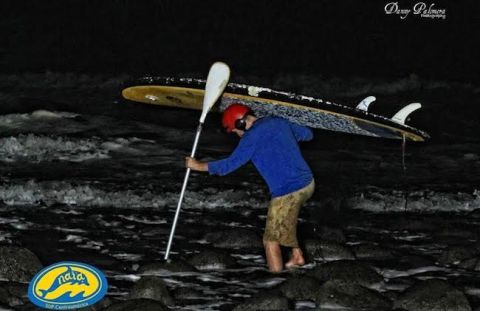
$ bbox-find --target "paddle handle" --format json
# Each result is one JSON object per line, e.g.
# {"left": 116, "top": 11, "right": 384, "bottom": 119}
{"left": 164, "top": 123, "right": 203, "bottom": 260}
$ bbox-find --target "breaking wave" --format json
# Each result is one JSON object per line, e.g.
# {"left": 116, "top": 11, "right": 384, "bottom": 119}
{"left": 348, "top": 187, "right": 480, "bottom": 213}
{"left": 0, "top": 179, "right": 478, "bottom": 213}
{"left": 0, "top": 180, "right": 263, "bottom": 210}
{"left": 0, "top": 134, "right": 146, "bottom": 162}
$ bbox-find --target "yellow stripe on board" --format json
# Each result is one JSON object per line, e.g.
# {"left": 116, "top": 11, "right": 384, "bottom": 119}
{"left": 122, "top": 85, "right": 425, "bottom": 142}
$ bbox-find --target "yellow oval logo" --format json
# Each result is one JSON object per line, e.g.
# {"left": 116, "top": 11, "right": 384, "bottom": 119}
{"left": 28, "top": 261, "right": 108, "bottom": 309}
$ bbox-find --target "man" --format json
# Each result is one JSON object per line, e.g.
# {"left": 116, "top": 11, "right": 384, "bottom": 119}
{"left": 186, "top": 103, "right": 314, "bottom": 273}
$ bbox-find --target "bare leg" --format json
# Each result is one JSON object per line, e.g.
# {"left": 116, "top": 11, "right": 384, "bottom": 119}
{"left": 264, "top": 240, "right": 283, "bottom": 273}
{"left": 285, "top": 247, "right": 305, "bottom": 268}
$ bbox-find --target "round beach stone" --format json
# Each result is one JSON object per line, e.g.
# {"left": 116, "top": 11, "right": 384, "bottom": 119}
{"left": 129, "top": 276, "right": 173, "bottom": 306}
{"left": 315, "top": 279, "right": 391, "bottom": 310}
{"left": 315, "top": 226, "right": 346, "bottom": 243}
{"left": 352, "top": 243, "right": 396, "bottom": 260}
{"left": 0, "top": 282, "right": 24, "bottom": 307}
{"left": 102, "top": 298, "right": 167, "bottom": 311}
{"left": 278, "top": 275, "right": 321, "bottom": 300}
{"left": 304, "top": 239, "right": 355, "bottom": 261}
{"left": 173, "top": 287, "right": 204, "bottom": 300}
{"left": 211, "top": 228, "right": 263, "bottom": 250}
{"left": 232, "top": 291, "right": 289, "bottom": 311}
{"left": 188, "top": 249, "right": 236, "bottom": 270}
{"left": 309, "top": 260, "right": 383, "bottom": 287}
{"left": 437, "top": 246, "right": 479, "bottom": 266}
{"left": 0, "top": 247, "right": 42, "bottom": 282}
{"left": 459, "top": 257, "right": 480, "bottom": 271}
{"left": 394, "top": 279, "right": 472, "bottom": 311}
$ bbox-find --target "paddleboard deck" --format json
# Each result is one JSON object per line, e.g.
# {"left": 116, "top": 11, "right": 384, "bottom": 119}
{"left": 122, "top": 77, "right": 430, "bottom": 142}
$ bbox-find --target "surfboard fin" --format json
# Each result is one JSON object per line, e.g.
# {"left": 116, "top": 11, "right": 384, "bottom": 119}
{"left": 391, "top": 103, "right": 422, "bottom": 124}
{"left": 356, "top": 96, "right": 376, "bottom": 111}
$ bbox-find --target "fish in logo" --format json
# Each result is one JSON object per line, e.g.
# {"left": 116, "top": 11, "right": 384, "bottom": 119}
{"left": 38, "top": 266, "right": 90, "bottom": 298}
{"left": 28, "top": 261, "right": 108, "bottom": 309}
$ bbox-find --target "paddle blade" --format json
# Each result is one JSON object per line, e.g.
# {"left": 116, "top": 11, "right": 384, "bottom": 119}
{"left": 200, "top": 62, "right": 230, "bottom": 123}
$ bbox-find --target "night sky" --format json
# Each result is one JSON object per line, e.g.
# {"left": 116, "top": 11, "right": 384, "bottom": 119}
{"left": 1, "top": 0, "right": 478, "bottom": 82}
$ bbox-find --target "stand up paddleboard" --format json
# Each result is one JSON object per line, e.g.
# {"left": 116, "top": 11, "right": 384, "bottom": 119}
{"left": 122, "top": 77, "right": 429, "bottom": 142}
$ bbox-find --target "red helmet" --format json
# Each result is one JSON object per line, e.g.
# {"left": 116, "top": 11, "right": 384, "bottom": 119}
{"left": 222, "top": 103, "right": 251, "bottom": 133}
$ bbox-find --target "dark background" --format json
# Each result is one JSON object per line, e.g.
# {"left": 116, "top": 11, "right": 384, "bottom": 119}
{"left": 1, "top": 0, "right": 478, "bottom": 82}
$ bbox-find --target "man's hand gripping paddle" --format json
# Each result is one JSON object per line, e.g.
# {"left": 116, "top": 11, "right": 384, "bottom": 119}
{"left": 164, "top": 62, "right": 230, "bottom": 261}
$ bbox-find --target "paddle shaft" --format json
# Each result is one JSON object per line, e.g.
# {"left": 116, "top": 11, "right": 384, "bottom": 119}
{"left": 164, "top": 123, "right": 204, "bottom": 260}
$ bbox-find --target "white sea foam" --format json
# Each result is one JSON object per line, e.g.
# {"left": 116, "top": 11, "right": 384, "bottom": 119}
{"left": 348, "top": 188, "right": 480, "bottom": 213}
{"left": 9, "top": 222, "right": 32, "bottom": 230}
{"left": 253, "top": 277, "right": 285, "bottom": 288}
{"left": 62, "top": 234, "right": 83, "bottom": 243}
{"left": 54, "top": 226, "right": 87, "bottom": 233}
{"left": 0, "top": 180, "right": 172, "bottom": 208}
{"left": 465, "top": 287, "right": 480, "bottom": 297}
{"left": 295, "top": 301, "right": 317, "bottom": 310}
{"left": 0, "top": 110, "right": 79, "bottom": 128}
{"left": 111, "top": 274, "right": 141, "bottom": 282}
{"left": 0, "top": 232, "right": 13, "bottom": 243}
{"left": 195, "top": 263, "right": 227, "bottom": 271}
{"left": 0, "top": 134, "right": 149, "bottom": 162}
{"left": 196, "top": 274, "right": 226, "bottom": 283}
{"left": 1, "top": 177, "right": 477, "bottom": 214}
{"left": 0, "top": 179, "right": 260, "bottom": 210}
{"left": 52, "top": 209, "right": 83, "bottom": 215}
{"left": 77, "top": 240, "right": 104, "bottom": 250}
{"left": 117, "top": 214, "right": 167, "bottom": 224}
{"left": 111, "top": 253, "right": 143, "bottom": 261}
{"left": 380, "top": 266, "right": 449, "bottom": 279}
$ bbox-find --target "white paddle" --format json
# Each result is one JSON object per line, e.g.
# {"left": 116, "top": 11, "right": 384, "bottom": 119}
{"left": 164, "top": 62, "right": 230, "bottom": 260}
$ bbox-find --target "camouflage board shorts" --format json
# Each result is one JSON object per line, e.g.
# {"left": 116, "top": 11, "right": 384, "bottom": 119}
{"left": 263, "top": 180, "right": 315, "bottom": 247}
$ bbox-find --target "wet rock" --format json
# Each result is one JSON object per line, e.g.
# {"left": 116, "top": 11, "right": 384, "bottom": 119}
{"left": 315, "top": 279, "right": 392, "bottom": 310}
{"left": 437, "top": 246, "right": 479, "bottom": 266}
{"left": 102, "top": 298, "right": 167, "bottom": 311}
{"left": 464, "top": 153, "right": 479, "bottom": 161}
{"left": 304, "top": 239, "right": 355, "bottom": 261}
{"left": 394, "top": 279, "right": 472, "bottom": 311}
{"left": 309, "top": 260, "right": 383, "bottom": 287}
{"left": 352, "top": 243, "right": 396, "bottom": 260}
{"left": 397, "top": 255, "right": 436, "bottom": 270}
{"left": 403, "top": 219, "right": 438, "bottom": 232}
{"left": 315, "top": 226, "right": 346, "bottom": 243}
{"left": 188, "top": 249, "right": 236, "bottom": 270}
{"left": 459, "top": 257, "right": 480, "bottom": 271}
{"left": 210, "top": 228, "right": 263, "bottom": 250}
{"left": 278, "top": 275, "right": 321, "bottom": 300}
{"left": 436, "top": 227, "right": 476, "bottom": 240}
{"left": 138, "top": 259, "right": 196, "bottom": 274}
{"left": 0, "top": 282, "right": 24, "bottom": 307}
{"left": 203, "top": 231, "right": 224, "bottom": 243}
{"left": 129, "top": 276, "right": 173, "bottom": 306}
{"left": 9, "top": 304, "right": 38, "bottom": 311}
{"left": 78, "top": 297, "right": 113, "bottom": 311}
{"left": 0, "top": 247, "right": 42, "bottom": 282}
{"left": 232, "top": 291, "right": 289, "bottom": 311}
{"left": 0, "top": 303, "right": 14, "bottom": 311}
{"left": 173, "top": 287, "right": 204, "bottom": 300}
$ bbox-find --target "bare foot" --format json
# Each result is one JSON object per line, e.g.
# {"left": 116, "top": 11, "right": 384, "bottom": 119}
{"left": 285, "top": 248, "right": 305, "bottom": 268}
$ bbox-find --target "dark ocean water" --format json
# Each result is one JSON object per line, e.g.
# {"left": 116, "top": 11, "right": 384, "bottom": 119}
{"left": 1, "top": 72, "right": 479, "bottom": 310}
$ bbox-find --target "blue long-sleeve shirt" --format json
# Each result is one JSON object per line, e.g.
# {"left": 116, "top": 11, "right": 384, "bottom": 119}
{"left": 208, "top": 117, "right": 313, "bottom": 198}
